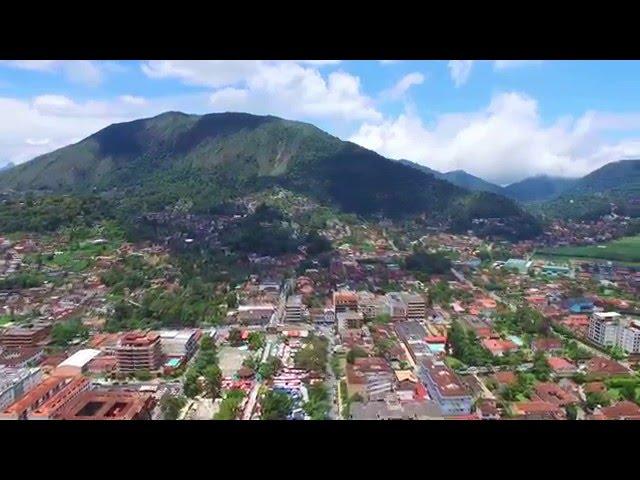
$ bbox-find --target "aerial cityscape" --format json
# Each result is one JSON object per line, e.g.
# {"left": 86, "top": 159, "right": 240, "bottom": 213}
{"left": 1, "top": 60, "right": 640, "bottom": 421}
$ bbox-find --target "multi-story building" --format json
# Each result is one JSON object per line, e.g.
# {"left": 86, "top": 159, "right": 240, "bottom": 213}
{"left": 0, "top": 367, "right": 42, "bottom": 411}
{"left": 333, "top": 291, "right": 358, "bottom": 313}
{"left": 55, "top": 389, "right": 156, "bottom": 420}
{"left": 345, "top": 357, "right": 395, "bottom": 401}
{"left": 418, "top": 358, "right": 473, "bottom": 416}
{"left": 0, "top": 375, "right": 90, "bottom": 420}
{"left": 29, "top": 376, "right": 92, "bottom": 420}
{"left": 588, "top": 312, "right": 640, "bottom": 354}
{"left": 402, "top": 293, "right": 427, "bottom": 320}
{"left": 588, "top": 312, "right": 621, "bottom": 347}
{"left": 385, "top": 293, "right": 407, "bottom": 321}
{"left": 355, "top": 291, "right": 375, "bottom": 319}
{"left": 158, "top": 329, "right": 199, "bottom": 360}
{"left": 115, "top": 331, "right": 162, "bottom": 373}
{"left": 0, "top": 346, "right": 44, "bottom": 368}
{"left": 617, "top": 320, "right": 640, "bottom": 354}
{"left": 0, "top": 322, "right": 52, "bottom": 348}
{"left": 337, "top": 311, "right": 364, "bottom": 333}
{"left": 284, "top": 295, "right": 303, "bottom": 322}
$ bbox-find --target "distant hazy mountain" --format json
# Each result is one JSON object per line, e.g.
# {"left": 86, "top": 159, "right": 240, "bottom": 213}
{"left": 0, "top": 111, "right": 541, "bottom": 238}
{"left": 0, "top": 162, "right": 14, "bottom": 172}
{"left": 504, "top": 175, "right": 578, "bottom": 202}
{"left": 567, "top": 159, "right": 640, "bottom": 196}
{"left": 398, "top": 160, "right": 506, "bottom": 195}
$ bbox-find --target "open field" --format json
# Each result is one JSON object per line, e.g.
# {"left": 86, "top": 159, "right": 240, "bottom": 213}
{"left": 537, "top": 236, "right": 640, "bottom": 264}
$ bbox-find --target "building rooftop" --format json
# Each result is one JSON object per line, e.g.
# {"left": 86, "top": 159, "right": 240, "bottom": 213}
{"left": 157, "top": 329, "right": 198, "bottom": 341}
{"left": 118, "top": 331, "right": 160, "bottom": 347}
{"left": 1, "top": 375, "right": 67, "bottom": 417}
{"left": 0, "top": 366, "right": 39, "bottom": 392}
{"left": 56, "top": 389, "right": 155, "bottom": 420}
{"left": 596, "top": 401, "right": 640, "bottom": 420}
{"left": 420, "top": 358, "right": 470, "bottom": 398}
{"left": 57, "top": 349, "right": 101, "bottom": 370}
{"left": 0, "top": 346, "right": 43, "bottom": 367}
{"left": 350, "top": 398, "right": 443, "bottom": 420}
{"left": 548, "top": 357, "right": 576, "bottom": 371}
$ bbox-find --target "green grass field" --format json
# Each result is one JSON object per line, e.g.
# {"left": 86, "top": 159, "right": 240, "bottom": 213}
{"left": 538, "top": 236, "right": 640, "bottom": 263}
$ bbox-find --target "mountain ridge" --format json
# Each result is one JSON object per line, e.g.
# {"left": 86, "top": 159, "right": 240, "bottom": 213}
{"left": 0, "top": 111, "right": 541, "bottom": 239}
{"left": 397, "top": 159, "right": 506, "bottom": 195}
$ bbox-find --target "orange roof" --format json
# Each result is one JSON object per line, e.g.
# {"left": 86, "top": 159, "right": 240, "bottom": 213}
{"left": 2, "top": 376, "right": 68, "bottom": 416}
{"left": 547, "top": 357, "right": 576, "bottom": 371}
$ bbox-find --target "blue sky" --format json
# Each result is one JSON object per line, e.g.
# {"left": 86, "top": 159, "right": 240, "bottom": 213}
{"left": 1, "top": 60, "right": 640, "bottom": 184}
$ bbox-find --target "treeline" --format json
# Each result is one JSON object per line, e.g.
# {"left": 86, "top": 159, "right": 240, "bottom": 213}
{"left": 0, "top": 195, "right": 114, "bottom": 233}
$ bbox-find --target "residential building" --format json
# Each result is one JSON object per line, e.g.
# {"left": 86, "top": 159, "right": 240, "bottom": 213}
{"left": 0, "top": 367, "right": 42, "bottom": 411}
{"left": 28, "top": 376, "right": 92, "bottom": 420}
{"left": 534, "top": 382, "right": 579, "bottom": 407}
{"left": 349, "top": 396, "right": 443, "bottom": 420}
{"left": 115, "top": 331, "right": 162, "bottom": 373}
{"left": 284, "top": 295, "right": 303, "bottom": 322}
{"left": 512, "top": 401, "right": 566, "bottom": 420}
{"left": 356, "top": 291, "right": 379, "bottom": 319}
{"left": 585, "top": 357, "right": 630, "bottom": 378}
{"left": 345, "top": 357, "right": 395, "bottom": 401}
{"left": 591, "top": 401, "right": 640, "bottom": 420}
{"left": 531, "top": 337, "right": 563, "bottom": 354}
{"left": 55, "top": 389, "right": 156, "bottom": 420}
{"left": 337, "top": 311, "right": 364, "bottom": 333}
{"left": 385, "top": 293, "right": 407, "bottom": 320}
{"left": 588, "top": 312, "right": 621, "bottom": 347}
{"left": 402, "top": 293, "right": 426, "bottom": 320}
{"left": 417, "top": 358, "right": 473, "bottom": 416}
{"left": 616, "top": 320, "right": 640, "bottom": 354}
{"left": 333, "top": 291, "right": 358, "bottom": 313}
{"left": 482, "top": 338, "right": 518, "bottom": 357}
{"left": 158, "top": 329, "right": 199, "bottom": 360}
{"left": 0, "top": 374, "right": 69, "bottom": 420}
{"left": 548, "top": 357, "right": 579, "bottom": 377}
{"left": 0, "top": 321, "right": 52, "bottom": 348}
{"left": 0, "top": 347, "right": 44, "bottom": 368}
{"left": 588, "top": 313, "right": 640, "bottom": 354}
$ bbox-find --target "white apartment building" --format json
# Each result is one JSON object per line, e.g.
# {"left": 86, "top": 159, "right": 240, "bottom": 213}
{"left": 588, "top": 312, "right": 621, "bottom": 347}
{"left": 0, "top": 367, "right": 42, "bottom": 411}
{"left": 617, "top": 321, "right": 640, "bottom": 354}
{"left": 588, "top": 312, "right": 640, "bottom": 354}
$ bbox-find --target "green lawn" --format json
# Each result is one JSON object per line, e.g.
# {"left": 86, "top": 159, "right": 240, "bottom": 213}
{"left": 444, "top": 356, "right": 467, "bottom": 370}
{"left": 0, "top": 315, "right": 13, "bottom": 326}
{"left": 538, "top": 236, "right": 640, "bottom": 263}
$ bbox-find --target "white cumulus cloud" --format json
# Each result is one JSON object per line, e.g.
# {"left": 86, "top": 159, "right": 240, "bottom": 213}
{"left": 0, "top": 60, "right": 109, "bottom": 86}
{"left": 448, "top": 60, "right": 474, "bottom": 87}
{"left": 350, "top": 91, "right": 640, "bottom": 185}
{"left": 384, "top": 72, "right": 425, "bottom": 100}
{"left": 142, "top": 60, "right": 381, "bottom": 123}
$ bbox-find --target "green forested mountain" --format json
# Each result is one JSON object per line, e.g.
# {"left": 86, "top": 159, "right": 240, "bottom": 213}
{"left": 398, "top": 159, "right": 505, "bottom": 195}
{"left": 504, "top": 175, "right": 578, "bottom": 202}
{"left": 567, "top": 159, "right": 640, "bottom": 196}
{"left": 538, "top": 160, "right": 640, "bottom": 220}
{"left": 0, "top": 111, "right": 540, "bottom": 237}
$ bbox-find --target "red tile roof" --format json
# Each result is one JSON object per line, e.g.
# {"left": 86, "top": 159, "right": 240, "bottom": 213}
{"left": 598, "top": 401, "right": 640, "bottom": 420}
{"left": 548, "top": 356, "right": 577, "bottom": 372}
